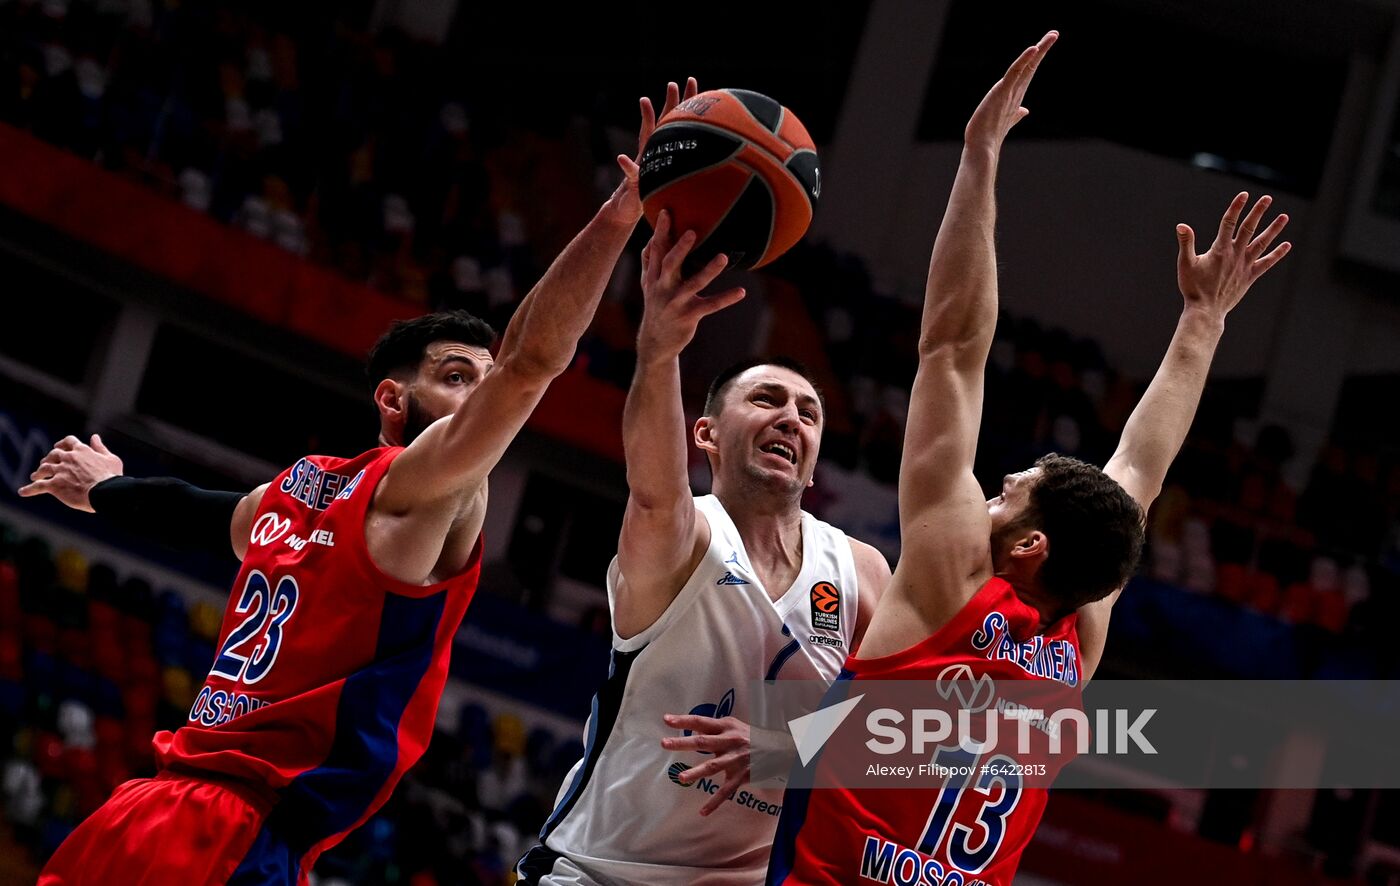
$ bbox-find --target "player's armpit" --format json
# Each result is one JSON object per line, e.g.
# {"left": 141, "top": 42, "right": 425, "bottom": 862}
{"left": 612, "top": 501, "right": 710, "bottom": 640}
{"left": 229, "top": 484, "right": 271, "bottom": 561}
{"left": 1076, "top": 584, "right": 1124, "bottom": 685}
{"left": 849, "top": 538, "right": 892, "bottom": 649}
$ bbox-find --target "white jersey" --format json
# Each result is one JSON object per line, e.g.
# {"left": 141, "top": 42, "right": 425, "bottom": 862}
{"left": 518, "top": 495, "right": 861, "bottom": 885}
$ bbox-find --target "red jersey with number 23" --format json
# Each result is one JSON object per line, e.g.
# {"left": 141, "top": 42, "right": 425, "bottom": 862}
{"left": 154, "top": 446, "right": 482, "bottom": 868}
{"left": 768, "top": 577, "right": 1082, "bottom": 886}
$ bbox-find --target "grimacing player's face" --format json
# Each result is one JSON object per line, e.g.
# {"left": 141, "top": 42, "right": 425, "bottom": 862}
{"left": 711, "top": 366, "right": 824, "bottom": 494}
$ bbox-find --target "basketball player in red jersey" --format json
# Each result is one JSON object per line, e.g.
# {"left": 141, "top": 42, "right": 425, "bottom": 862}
{"left": 767, "top": 32, "right": 1292, "bottom": 885}
{"left": 21, "top": 81, "right": 694, "bottom": 886}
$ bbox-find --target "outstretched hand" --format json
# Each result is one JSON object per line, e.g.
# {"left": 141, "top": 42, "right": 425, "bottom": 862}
{"left": 661, "top": 712, "right": 751, "bottom": 816}
{"left": 1176, "top": 192, "right": 1291, "bottom": 320}
{"left": 18, "top": 434, "right": 123, "bottom": 512}
{"left": 635, "top": 209, "right": 746, "bottom": 361}
{"left": 964, "top": 31, "right": 1057, "bottom": 152}
{"left": 608, "top": 77, "right": 699, "bottom": 224}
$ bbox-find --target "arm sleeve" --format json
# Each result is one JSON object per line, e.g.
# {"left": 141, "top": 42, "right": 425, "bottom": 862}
{"left": 88, "top": 476, "right": 245, "bottom": 557}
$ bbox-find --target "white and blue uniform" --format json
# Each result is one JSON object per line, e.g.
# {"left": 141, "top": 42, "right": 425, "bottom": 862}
{"left": 517, "top": 494, "right": 861, "bottom": 885}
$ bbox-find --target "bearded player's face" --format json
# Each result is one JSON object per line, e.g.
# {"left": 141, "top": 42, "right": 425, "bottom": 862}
{"left": 401, "top": 341, "right": 495, "bottom": 445}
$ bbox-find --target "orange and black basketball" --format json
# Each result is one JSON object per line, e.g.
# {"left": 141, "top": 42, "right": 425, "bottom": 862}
{"left": 638, "top": 88, "right": 820, "bottom": 272}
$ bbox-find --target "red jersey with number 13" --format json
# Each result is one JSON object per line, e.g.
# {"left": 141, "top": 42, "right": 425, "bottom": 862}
{"left": 768, "top": 577, "right": 1082, "bottom": 886}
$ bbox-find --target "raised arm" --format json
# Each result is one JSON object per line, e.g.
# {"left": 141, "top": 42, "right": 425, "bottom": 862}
{"left": 19, "top": 434, "right": 256, "bottom": 562}
{"left": 892, "top": 33, "right": 1057, "bottom": 600}
{"left": 376, "top": 83, "right": 688, "bottom": 511}
{"left": 613, "top": 189, "right": 746, "bottom": 639}
{"left": 1080, "top": 192, "right": 1292, "bottom": 680}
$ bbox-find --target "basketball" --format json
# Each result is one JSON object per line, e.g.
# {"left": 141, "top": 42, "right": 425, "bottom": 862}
{"left": 638, "top": 88, "right": 820, "bottom": 272}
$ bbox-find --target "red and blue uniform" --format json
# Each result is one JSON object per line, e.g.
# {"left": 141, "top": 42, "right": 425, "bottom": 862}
{"left": 767, "top": 577, "right": 1081, "bottom": 886}
{"left": 41, "top": 447, "right": 482, "bottom": 885}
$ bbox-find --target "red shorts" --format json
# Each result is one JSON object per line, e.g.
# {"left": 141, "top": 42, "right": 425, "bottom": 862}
{"left": 38, "top": 771, "right": 309, "bottom": 886}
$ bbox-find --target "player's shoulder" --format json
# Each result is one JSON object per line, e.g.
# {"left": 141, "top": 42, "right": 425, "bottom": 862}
{"left": 845, "top": 536, "right": 891, "bottom": 586}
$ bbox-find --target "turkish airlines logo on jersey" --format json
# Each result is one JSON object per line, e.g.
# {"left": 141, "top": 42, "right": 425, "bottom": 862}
{"left": 810, "top": 582, "right": 840, "bottom": 632}
{"left": 250, "top": 512, "right": 292, "bottom": 547}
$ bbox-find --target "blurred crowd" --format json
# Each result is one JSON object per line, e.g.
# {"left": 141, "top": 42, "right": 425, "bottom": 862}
{"left": 0, "top": 528, "right": 579, "bottom": 884}
{"left": 0, "top": 0, "right": 599, "bottom": 327}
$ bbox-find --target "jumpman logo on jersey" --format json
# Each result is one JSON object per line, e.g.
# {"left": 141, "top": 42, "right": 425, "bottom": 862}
{"left": 717, "top": 551, "right": 750, "bottom": 585}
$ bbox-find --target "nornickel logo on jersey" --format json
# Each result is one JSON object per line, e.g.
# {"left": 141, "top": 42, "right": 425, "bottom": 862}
{"left": 810, "top": 581, "right": 840, "bottom": 632}
{"left": 250, "top": 513, "right": 292, "bottom": 546}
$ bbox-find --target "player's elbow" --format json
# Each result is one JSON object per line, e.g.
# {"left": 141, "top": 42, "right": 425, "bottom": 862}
{"left": 500, "top": 345, "right": 575, "bottom": 385}
{"left": 915, "top": 335, "right": 985, "bottom": 371}
{"left": 917, "top": 298, "right": 994, "bottom": 360}
{"left": 491, "top": 353, "right": 564, "bottom": 398}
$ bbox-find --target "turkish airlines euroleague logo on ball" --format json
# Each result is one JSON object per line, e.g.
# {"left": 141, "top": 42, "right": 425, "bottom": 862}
{"left": 810, "top": 582, "right": 840, "bottom": 632}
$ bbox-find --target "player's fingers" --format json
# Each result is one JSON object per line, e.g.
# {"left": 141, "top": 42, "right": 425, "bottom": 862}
{"left": 617, "top": 154, "right": 640, "bottom": 181}
{"left": 1215, "top": 192, "right": 1249, "bottom": 246}
{"left": 1011, "top": 32, "right": 1056, "bottom": 103}
{"left": 1247, "top": 213, "right": 1289, "bottom": 258}
{"left": 662, "top": 712, "right": 722, "bottom": 732}
{"left": 1176, "top": 224, "right": 1196, "bottom": 272}
{"left": 660, "top": 735, "right": 706, "bottom": 752}
{"left": 677, "top": 759, "right": 722, "bottom": 783}
{"left": 683, "top": 76, "right": 698, "bottom": 101}
{"left": 638, "top": 96, "right": 656, "bottom": 146}
{"left": 642, "top": 245, "right": 662, "bottom": 291}
{"left": 699, "top": 771, "right": 746, "bottom": 816}
{"left": 691, "top": 287, "right": 746, "bottom": 319}
{"left": 679, "top": 751, "right": 742, "bottom": 784}
{"left": 1251, "top": 241, "right": 1292, "bottom": 278}
{"left": 17, "top": 479, "right": 53, "bottom": 497}
{"left": 55, "top": 435, "right": 81, "bottom": 451}
{"left": 1004, "top": 43, "right": 1040, "bottom": 82}
{"left": 1235, "top": 194, "right": 1272, "bottom": 245}
{"left": 660, "top": 231, "right": 697, "bottom": 281}
{"left": 90, "top": 434, "right": 111, "bottom": 454}
{"left": 648, "top": 210, "right": 673, "bottom": 259}
{"left": 679, "top": 252, "right": 728, "bottom": 296}
{"left": 1025, "top": 30, "right": 1057, "bottom": 73}
{"left": 30, "top": 463, "right": 57, "bottom": 482}
{"left": 661, "top": 80, "right": 680, "bottom": 118}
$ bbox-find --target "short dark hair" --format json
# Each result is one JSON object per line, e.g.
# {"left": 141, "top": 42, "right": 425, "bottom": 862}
{"left": 1022, "top": 453, "right": 1145, "bottom": 610}
{"left": 366, "top": 310, "right": 497, "bottom": 384}
{"left": 702, "top": 357, "right": 826, "bottom": 417}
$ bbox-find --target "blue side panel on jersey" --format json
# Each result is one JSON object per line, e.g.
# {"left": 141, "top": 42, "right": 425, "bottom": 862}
{"left": 766, "top": 668, "right": 857, "bottom": 885}
{"left": 229, "top": 820, "right": 300, "bottom": 885}
{"left": 515, "top": 842, "right": 566, "bottom": 885}
{"left": 266, "top": 591, "right": 446, "bottom": 854}
{"left": 522, "top": 646, "right": 643, "bottom": 853}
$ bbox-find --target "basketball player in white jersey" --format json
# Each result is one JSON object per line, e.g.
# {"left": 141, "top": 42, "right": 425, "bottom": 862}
{"left": 516, "top": 135, "right": 891, "bottom": 884}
